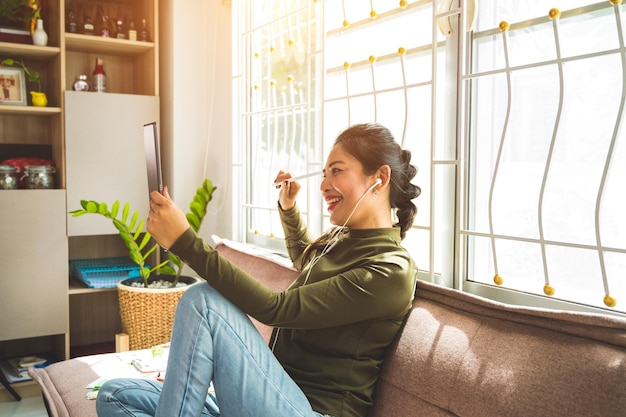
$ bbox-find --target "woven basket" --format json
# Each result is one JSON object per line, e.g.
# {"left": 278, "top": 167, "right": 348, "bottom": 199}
{"left": 117, "top": 275, "right": 201, "bottom": 350}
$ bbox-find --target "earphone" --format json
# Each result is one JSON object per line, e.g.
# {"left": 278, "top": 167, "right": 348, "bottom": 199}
{"left": 270, "top": 175, "right": 383, "bottom": 352}
{"left": 365, "top": 177, "right": 382, "bottom": 194}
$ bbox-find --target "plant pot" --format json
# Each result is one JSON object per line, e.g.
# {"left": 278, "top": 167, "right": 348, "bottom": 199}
{"left": 30, "top": 91, "right": 47, "bottom": 106}
{"left": 117, "top": 274, "right": 202, "bottom": 350}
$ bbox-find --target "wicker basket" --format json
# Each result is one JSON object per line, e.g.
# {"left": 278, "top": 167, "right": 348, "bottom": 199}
{"left": 117, "top": 275, "right": 201, "bottom": 350}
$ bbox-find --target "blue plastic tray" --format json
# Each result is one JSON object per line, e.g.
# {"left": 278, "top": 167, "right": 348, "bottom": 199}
{"left": 70, "top": 257, "right": 146, "bottom": 289}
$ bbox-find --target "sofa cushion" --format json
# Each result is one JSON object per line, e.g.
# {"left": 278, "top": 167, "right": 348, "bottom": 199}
{"left": 369, "top": 279, "right": 626, "bottom": 417}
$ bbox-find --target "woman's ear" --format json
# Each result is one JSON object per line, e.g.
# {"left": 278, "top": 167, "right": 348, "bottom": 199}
{"left": 377, "top": 165, "right": 392, "bottom": 188}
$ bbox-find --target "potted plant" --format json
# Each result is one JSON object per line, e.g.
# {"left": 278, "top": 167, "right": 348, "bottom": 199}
{"left": 69, "top": 178, "right": 217, "bottom": 349}
{"left": 0, "top": 58, "right": 47, "bottom": 106}
{"left": 0, "top": 0, "right": 40, "bottom": 29}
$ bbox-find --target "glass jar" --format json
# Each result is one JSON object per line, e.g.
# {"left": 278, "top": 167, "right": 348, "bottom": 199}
{"left": 0, "top": 164, "right": 19, "bottom": 189}
{"left": 73, "top": 74, "right": 90, "bottom": 91}
{"left": 22, "top": 165, "right": 56, "bottom": 189}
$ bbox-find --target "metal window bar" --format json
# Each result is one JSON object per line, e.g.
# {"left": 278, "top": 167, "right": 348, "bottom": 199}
{"left": 460, "top": 1, "right": 624, "bottom": 311}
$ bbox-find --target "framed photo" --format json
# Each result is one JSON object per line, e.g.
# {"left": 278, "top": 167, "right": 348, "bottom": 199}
{"left": 0, "top": 67, "right": 27, "bottom": 106}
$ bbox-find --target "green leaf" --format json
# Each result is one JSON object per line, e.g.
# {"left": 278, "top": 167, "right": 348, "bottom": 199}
{"left": 86, "top": 201, "right": 98, "bottom": 213}
{"left": 189, "top": 201, "right": 204, "bottom": 218}
{"left": 143, "top": 243, "right": 159, "bottom": 260}
{"left": 196, "top": 187, "right": 209, "bottom": 203}
{"left": 69, "top": 209, "right": 87, "bottom": 216}
{"left": 138, "top": 232, "right": 152, "bottom": 251}
{"left": 186, "top": 212, "right": 199, "bottom": 230}
{"left": 128, "top": 210, "right": 139, "bottom": 232}
{"left": 129, "top": 250, "right": 143, "bottom": 265}
{"left": 122, "top": 202, "right": 130, "bottom": 223}
{"left": 111, "top": 200, "right": 120, "bottom": 218}
{"left": 168, "top": 253, "right": 182, "bottom": 267}
{"left": 98, "top": 202, "right": 108, "bottom": 215}
{"left": 158, "top": 265, "right": 176, "bottom": 275}
{"left": 133, "top": 219, "right": 145, "bottom": 241}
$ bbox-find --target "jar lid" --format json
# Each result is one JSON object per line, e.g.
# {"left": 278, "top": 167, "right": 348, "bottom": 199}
{"left": 25, "top": 165, "right": 56, "bottom": 173}
{"left": 0, "top": 164, "right": 17, "bottom": 172}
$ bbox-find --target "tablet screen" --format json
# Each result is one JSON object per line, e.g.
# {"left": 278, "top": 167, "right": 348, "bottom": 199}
{"left": 143, "top": 122, "right": 163, "bottom": 196}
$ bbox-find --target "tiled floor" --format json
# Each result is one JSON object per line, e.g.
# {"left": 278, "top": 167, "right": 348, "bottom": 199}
{"left": 0, "top": 396, "right": 48, "bottom": 417}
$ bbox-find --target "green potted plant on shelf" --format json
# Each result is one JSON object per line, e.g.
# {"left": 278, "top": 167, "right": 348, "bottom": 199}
{"left": 0, "top": 0, "right": 40, "bottom": 29}
{"left": 69, "top": 178, "right": 217, "bottom": 350}
{"left": 0, "top": 58, "right": 47, "bottom": 106}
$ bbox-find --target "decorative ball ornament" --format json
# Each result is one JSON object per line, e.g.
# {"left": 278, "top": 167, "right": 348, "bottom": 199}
{"left": 400, "top": 0, "right": 408, "bottom": 8}
{"left": 499, "top": 21, "right": 510, "bottom": 32}
{"left": 370, "top": 10, "right": 378, "bottom": 19}
{"left": 288, "top": 39, "right": 294, "bottom": 47}
{"left": 543, "top": 284, "right": 555, "bottom": 296}
{"left": 343, "top": 20, "right": 350, "bottom": 28}
{"left": 270, "top": 79, "right": 276, "bottom": 87}
{"left": 610, "top": 0, "right": 623, "bottom": 5}
{"left": 549, "top": 8, "right": 561, "bottom": 20}
{"left": 604, "top": 294, "right": 617, "bottom": 308}
{"left": 494, "top": 274, "right": 504, "bottom": 285}
{"left": 270, "top": 46, "right": 275, "bottom": 53}
{"left": 398, "top": 47, "right": 406, "bottom": 55}
{"left": 369, "top": 55, "right": 377, "bottom": 63}
{"left": 254, "top": 84, "right": 259, "bottom": 90}
{"left": 254, "top": 52, "right": 260, "bottom": 58}
{"left": 287, "top": 74, "right": 294, "bottom": 82}
{"left": 344, "top": 62, "right": 351, "bottom": 70}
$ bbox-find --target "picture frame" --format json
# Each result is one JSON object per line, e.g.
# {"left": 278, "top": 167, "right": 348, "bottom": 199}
{"left": 0, "top": 66, "right": 27, "bottom": 106}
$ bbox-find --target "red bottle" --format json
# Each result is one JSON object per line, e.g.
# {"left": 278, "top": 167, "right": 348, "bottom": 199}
{"left": 92, "top": 57, "right": 106, "bottom": 93}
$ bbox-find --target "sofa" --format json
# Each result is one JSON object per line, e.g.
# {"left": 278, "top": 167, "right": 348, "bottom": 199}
{"left": 29, "top": 239, "right": 626, "bottom": 417}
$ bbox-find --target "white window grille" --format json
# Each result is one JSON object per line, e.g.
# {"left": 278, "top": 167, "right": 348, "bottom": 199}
{"left": 232, "top": 0, "right": 626, "bottom": 316}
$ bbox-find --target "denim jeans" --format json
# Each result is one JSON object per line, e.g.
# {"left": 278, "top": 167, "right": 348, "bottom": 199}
{"left": 96, "top": 282, "right": 331, "bottom": 417}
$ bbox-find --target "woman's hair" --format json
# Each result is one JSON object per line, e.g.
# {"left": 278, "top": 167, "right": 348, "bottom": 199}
{"left": 301, "top": 123, "right": 421, "bottom": 263}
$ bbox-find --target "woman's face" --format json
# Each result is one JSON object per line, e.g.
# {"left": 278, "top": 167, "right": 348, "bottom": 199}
{"left": 321, "top": 143, "right": 382, "bottom": 228}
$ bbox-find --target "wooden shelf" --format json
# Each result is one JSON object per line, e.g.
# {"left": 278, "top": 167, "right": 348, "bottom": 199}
{"left": 0, "top": 105, "right": 61, "bottom": 116}
{"left": 65, "top": 33, "right": 154, "bottom": 56}
{"left": 69, "top": 279, "right": 117, "bottom": 295}
{"left": 0, "top": 42, "right": 60, "bottom": 60}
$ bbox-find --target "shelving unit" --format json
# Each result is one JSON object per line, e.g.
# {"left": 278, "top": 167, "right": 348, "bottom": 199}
{"left": 0, "top": 0, "right": 160, "bottom": 394}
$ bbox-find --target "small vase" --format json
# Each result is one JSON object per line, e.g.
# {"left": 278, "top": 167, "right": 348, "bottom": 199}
{"left": 30, "top": 91, "right": 48, "bottom": 107}
{"left": 32, "top": 19, "right": 48, "bottom": 46}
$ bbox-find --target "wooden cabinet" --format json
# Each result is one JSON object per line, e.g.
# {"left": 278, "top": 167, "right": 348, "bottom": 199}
{"left": 0, "top": 0, "right": 159, "bottom": 369}
{"left": 65, "top": 91, "right": 159, "bottom": 236}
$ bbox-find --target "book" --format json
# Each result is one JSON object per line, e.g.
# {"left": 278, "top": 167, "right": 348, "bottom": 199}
{"left": 0, "top": 26, "right": 30, "bottom": 36}
{"left": 0, "top": 353, "right": 56, "bottom": 384}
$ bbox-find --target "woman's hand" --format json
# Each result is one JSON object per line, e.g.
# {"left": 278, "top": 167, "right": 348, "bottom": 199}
{"left": 147, "top": 186, "right": 190, "bottom": 249}
{"left": 274, "top": 170, "right": 301, "bottom": 211}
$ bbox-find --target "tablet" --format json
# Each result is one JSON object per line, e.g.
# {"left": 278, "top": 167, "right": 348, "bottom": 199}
{"left": 144, "top": 122, "right": 163, "bottom": 196}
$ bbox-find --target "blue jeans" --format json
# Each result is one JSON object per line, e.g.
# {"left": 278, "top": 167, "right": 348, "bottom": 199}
{"left": 96, "top": 282, "right": 331, "bottom": 417}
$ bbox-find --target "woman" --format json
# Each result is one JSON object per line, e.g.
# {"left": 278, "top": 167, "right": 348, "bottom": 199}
{"left": 96, "top": 123, "right": 421, "bottom": 417}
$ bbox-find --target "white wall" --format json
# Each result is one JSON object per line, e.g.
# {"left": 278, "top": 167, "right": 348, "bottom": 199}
{"left": 159, "top": 0, "right": 233, "bottom": 243}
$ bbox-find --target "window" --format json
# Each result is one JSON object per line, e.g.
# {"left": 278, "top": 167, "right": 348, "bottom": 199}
{"left": 233, "top": 0, "right": 625, "bottom": 316}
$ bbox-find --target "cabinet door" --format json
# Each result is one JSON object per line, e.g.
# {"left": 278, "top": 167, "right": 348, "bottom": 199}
{"left": 0, "top": 190, "right": 68, "bottom": 341}
{"left": 65, "top": 91, "right": 160, "bottom": 236}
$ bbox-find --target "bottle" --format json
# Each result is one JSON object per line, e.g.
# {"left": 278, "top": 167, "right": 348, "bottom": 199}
{"left": 67, "top": 9, "right": 78, "bottom": 33}
{"left": 32, "top": 19, "right": 48, "bottom": 46}
{"left": 139, "top": 18, "right": 151, "bottom": 42}
{"left": 72, "top": 75, "right": 90, "bottom": 91}
{"left": 83, "top": 15, "right": 94, "bottom": 35}
{"left": 92, "top": 57, "right": 106, "bottom": 93}
{"left": 99, "top": 16, "right": 110, "bottom": 37}
{"left": 127, "top": 19, "right": 137, "bottom": 41}
{"left": 115, "top": 18, "right": 126, "bottom": 39}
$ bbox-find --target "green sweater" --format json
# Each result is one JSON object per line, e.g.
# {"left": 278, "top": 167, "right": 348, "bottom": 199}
{"left": 170, "top": 206, "right": 417, "bottom": 417}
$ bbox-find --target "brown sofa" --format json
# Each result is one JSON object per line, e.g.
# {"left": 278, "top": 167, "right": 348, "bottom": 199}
{"left": 30, "top": 240, "right": 626, "bottom": 417}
